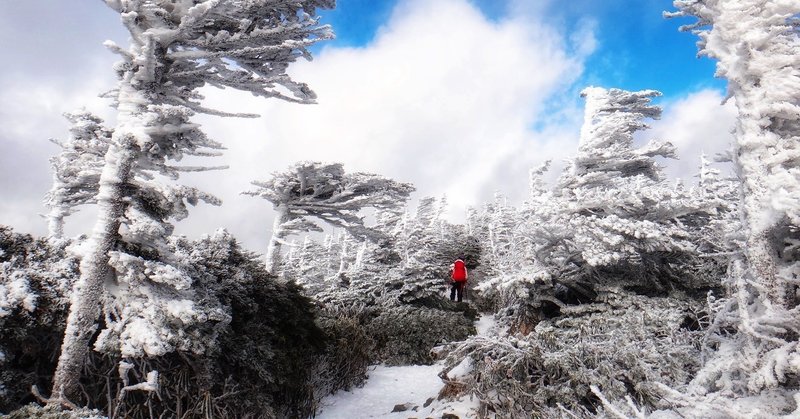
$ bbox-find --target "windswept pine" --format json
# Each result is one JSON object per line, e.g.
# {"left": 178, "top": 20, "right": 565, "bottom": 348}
{"left": 243, "top": 161, "right": 414, "bottom": 274}
{"left": 48, "top": 0, "right": 334, "bottom": 406}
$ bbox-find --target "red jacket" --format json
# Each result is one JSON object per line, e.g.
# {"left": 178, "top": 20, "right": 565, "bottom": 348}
{"left": 451, "top": 259, "right": 467, "bottom": 282}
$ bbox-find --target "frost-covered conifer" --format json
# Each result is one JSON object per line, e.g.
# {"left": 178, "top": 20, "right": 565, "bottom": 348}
{"left": 390, "top": 197, "right": 478, "bottom": 302}
{"left": 44, "top": 111, "right": 112, "bottom": 238}
{"left": 244, "top": 161, "right": 414, "bottom": 274}
{"left": 568, "top": 87, "right": 673, "bottom": 185}
{"left": 548, "top": 87, "right": 701, "bottom": 272}
{"left": 486, "top": 193, "right": 523, "bottom": 271}
{"left": 51, "top": 0, "right": 334, "bottom": 404}
{"left": 661, "top": 1, "right": 800, "bottom": 413}
{"left": 296, "top": 195, "right": 478, "bottom": 307}
{"left": 464, "top": 193, "right": 524, "bottom": 275}
{"left": 392, "top": 197, "right": 440, "bottom": 272}
{"left": 477, "top": 88, "right": 728, "bottom": 328}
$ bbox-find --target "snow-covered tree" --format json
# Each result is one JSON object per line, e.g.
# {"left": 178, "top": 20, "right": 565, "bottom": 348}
{"left": 44, "top": 111, "right": 112, "bottom": 238}
{"left": 477, "top": 85, "right": 699, "bottom": 304}
{"left": 288, "top": 236, "right": 329, "bottom": 291}
{"left": 542, "top": 87, "right": 703, "bottom": 278}
{"left": 244, "top": 161, "right": 414, "bottom": 274}
{"left": 450, "top": 88, "right": 744, "bottom": 417}
{"left": 661, "top": 1, "right": 800, "bottom": 413}
{"left": 395, "top": 197, "right": 440, "bottom": 270}
{"left": 568, "top": 87, "right": 673, "bottom": 184}
{"left": 383, "top": 197, "right": 481, "bottom": 304}
{"left": 475, "top": 87, "right": 730, "bottom": 333}
{"left": 51, "top": 0, "right": 334, "bottom": 405}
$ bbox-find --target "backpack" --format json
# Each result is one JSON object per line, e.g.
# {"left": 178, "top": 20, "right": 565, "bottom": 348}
{"left": 452, "top": 259, "right": 467, "bottom": 281}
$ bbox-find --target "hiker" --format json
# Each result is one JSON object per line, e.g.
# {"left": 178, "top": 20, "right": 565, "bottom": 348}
{"left": 450, "top": 257, "right": 468, "bottom": 302}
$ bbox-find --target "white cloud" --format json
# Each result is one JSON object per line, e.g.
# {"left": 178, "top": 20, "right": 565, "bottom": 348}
{"left": 173, "top": 0, "right": 594, "bottom": 252}
{"left": 0, "top": 67, "right": 115, "bottom": 237}
{"left": 648, "top": 89, "right": 738, "bottom": 181}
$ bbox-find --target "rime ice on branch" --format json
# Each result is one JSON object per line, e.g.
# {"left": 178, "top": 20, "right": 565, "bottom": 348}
{"left": 44, "top": 111, "right": 112, "bottom": 239}
{"left": 244, "top": 161, "right": 414, "bottom": 274}
{"left": 661, "top": 0, "right": 800, "bottom": 414}
{"left": 50, "top": 0, "right": 334, "bottom": 405}
{"left": 551, "top": 87, "right": 699, "bottom": 269}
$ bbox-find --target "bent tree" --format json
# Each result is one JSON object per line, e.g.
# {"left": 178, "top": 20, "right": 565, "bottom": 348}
{"left": 50, "top": 0, "right": 333, "bottom": 405}
{"left": 244, "top": 161, "right": 414, "bottom": 274}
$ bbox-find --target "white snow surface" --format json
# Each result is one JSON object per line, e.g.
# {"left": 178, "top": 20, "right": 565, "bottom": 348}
{"left": 316, "top": 315, "right": 495, "bottom": 418}
{"left": 316, "top": 363, "right": 477, "bottom": 418}
{"left": 475, "top": 312, "right": 498, "bottom": 336}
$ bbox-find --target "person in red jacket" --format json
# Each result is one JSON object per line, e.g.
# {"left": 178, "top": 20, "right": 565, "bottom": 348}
{"left": 450, "top": 257, "right": 468, "bottom": 302}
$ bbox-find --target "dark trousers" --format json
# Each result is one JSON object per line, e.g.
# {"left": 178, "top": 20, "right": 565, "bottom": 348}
{"left": 450, "top": 281, "right": 465, "bottom": 302}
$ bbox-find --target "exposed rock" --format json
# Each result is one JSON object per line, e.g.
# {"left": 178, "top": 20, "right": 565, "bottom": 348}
{"left": 391, "top": 402, "right": 414, "bottom": 412}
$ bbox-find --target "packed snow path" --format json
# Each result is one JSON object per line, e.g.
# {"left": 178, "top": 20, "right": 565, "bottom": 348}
{"left": 315, "top": 315, "right": 496, "bottom": 419}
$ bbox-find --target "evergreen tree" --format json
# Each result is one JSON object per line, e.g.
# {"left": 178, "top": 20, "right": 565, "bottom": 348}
{"left": 51, "top": 0, "right": 334, "bottom": 404}
{"left": 44, "top": 111, "right": 112, "bottom": 238}
{"left": 244, "top": 161, "right": 413, "bottom": 274}
{"left": 477, "top": 87, "right": 728, "bottom": 331}
{"left": 546, "top": 87, "right": 700, "bottom": 277}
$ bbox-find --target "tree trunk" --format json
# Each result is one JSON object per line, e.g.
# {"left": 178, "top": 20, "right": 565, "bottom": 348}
{"left": 734, "top": 90, "right": 788, "bottom": 310}
{"left": 46, "top": 170, "right": 67, "bottom": 239}
{"left": 266, "top": 205, "right": 290, "bottom": 274}
{"left": 337, "top": 237, "right": 348, "bottom": 274}
{"left": 738, "top": 160, "right": 786, "bottom": 308}
{"left": 47, "top": 207, "right": 67, "bottom": 239}
{"left": 50, "top": 80, "right": 142, "bottom": 404}
{"left": 50, "top": 143, "right": 135, "bottom": 403}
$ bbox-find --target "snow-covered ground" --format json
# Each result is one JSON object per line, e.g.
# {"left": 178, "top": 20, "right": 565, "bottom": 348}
{"left": 474, "top": 314, "right": 497, "bottom": 336}
{"left": 315, "top": 315, "right": 497, "bottom": 419}
{"left": 315, "top": 363, "right": 477, "bottom": 418}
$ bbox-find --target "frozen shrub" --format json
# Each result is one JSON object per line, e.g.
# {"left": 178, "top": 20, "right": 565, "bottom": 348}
{"left": 0, "top": 227, "right": 76, "bottom": 413}
{"left": 368, "top": 305, "right": 476, "bottom": 365}
{"left": 0, "top": 227, "right": 341, "bottom": 418}
{"left": 308, "top": 309, "right": 376, "bottom": 411}
{"left": 441, "top": 289, "right": 707, "bottom": 417}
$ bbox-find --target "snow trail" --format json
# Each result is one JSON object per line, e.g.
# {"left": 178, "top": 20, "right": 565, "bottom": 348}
{"left": 315, "top": 314, "right": 496, "bottom": 418}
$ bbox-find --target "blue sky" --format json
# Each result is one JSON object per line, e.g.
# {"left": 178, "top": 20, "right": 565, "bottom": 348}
{"left": 0, "top": 0, "right": 737, "bottom": 252}
{"left": 320, "top": 0, "right": 724, "bottom": 98}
